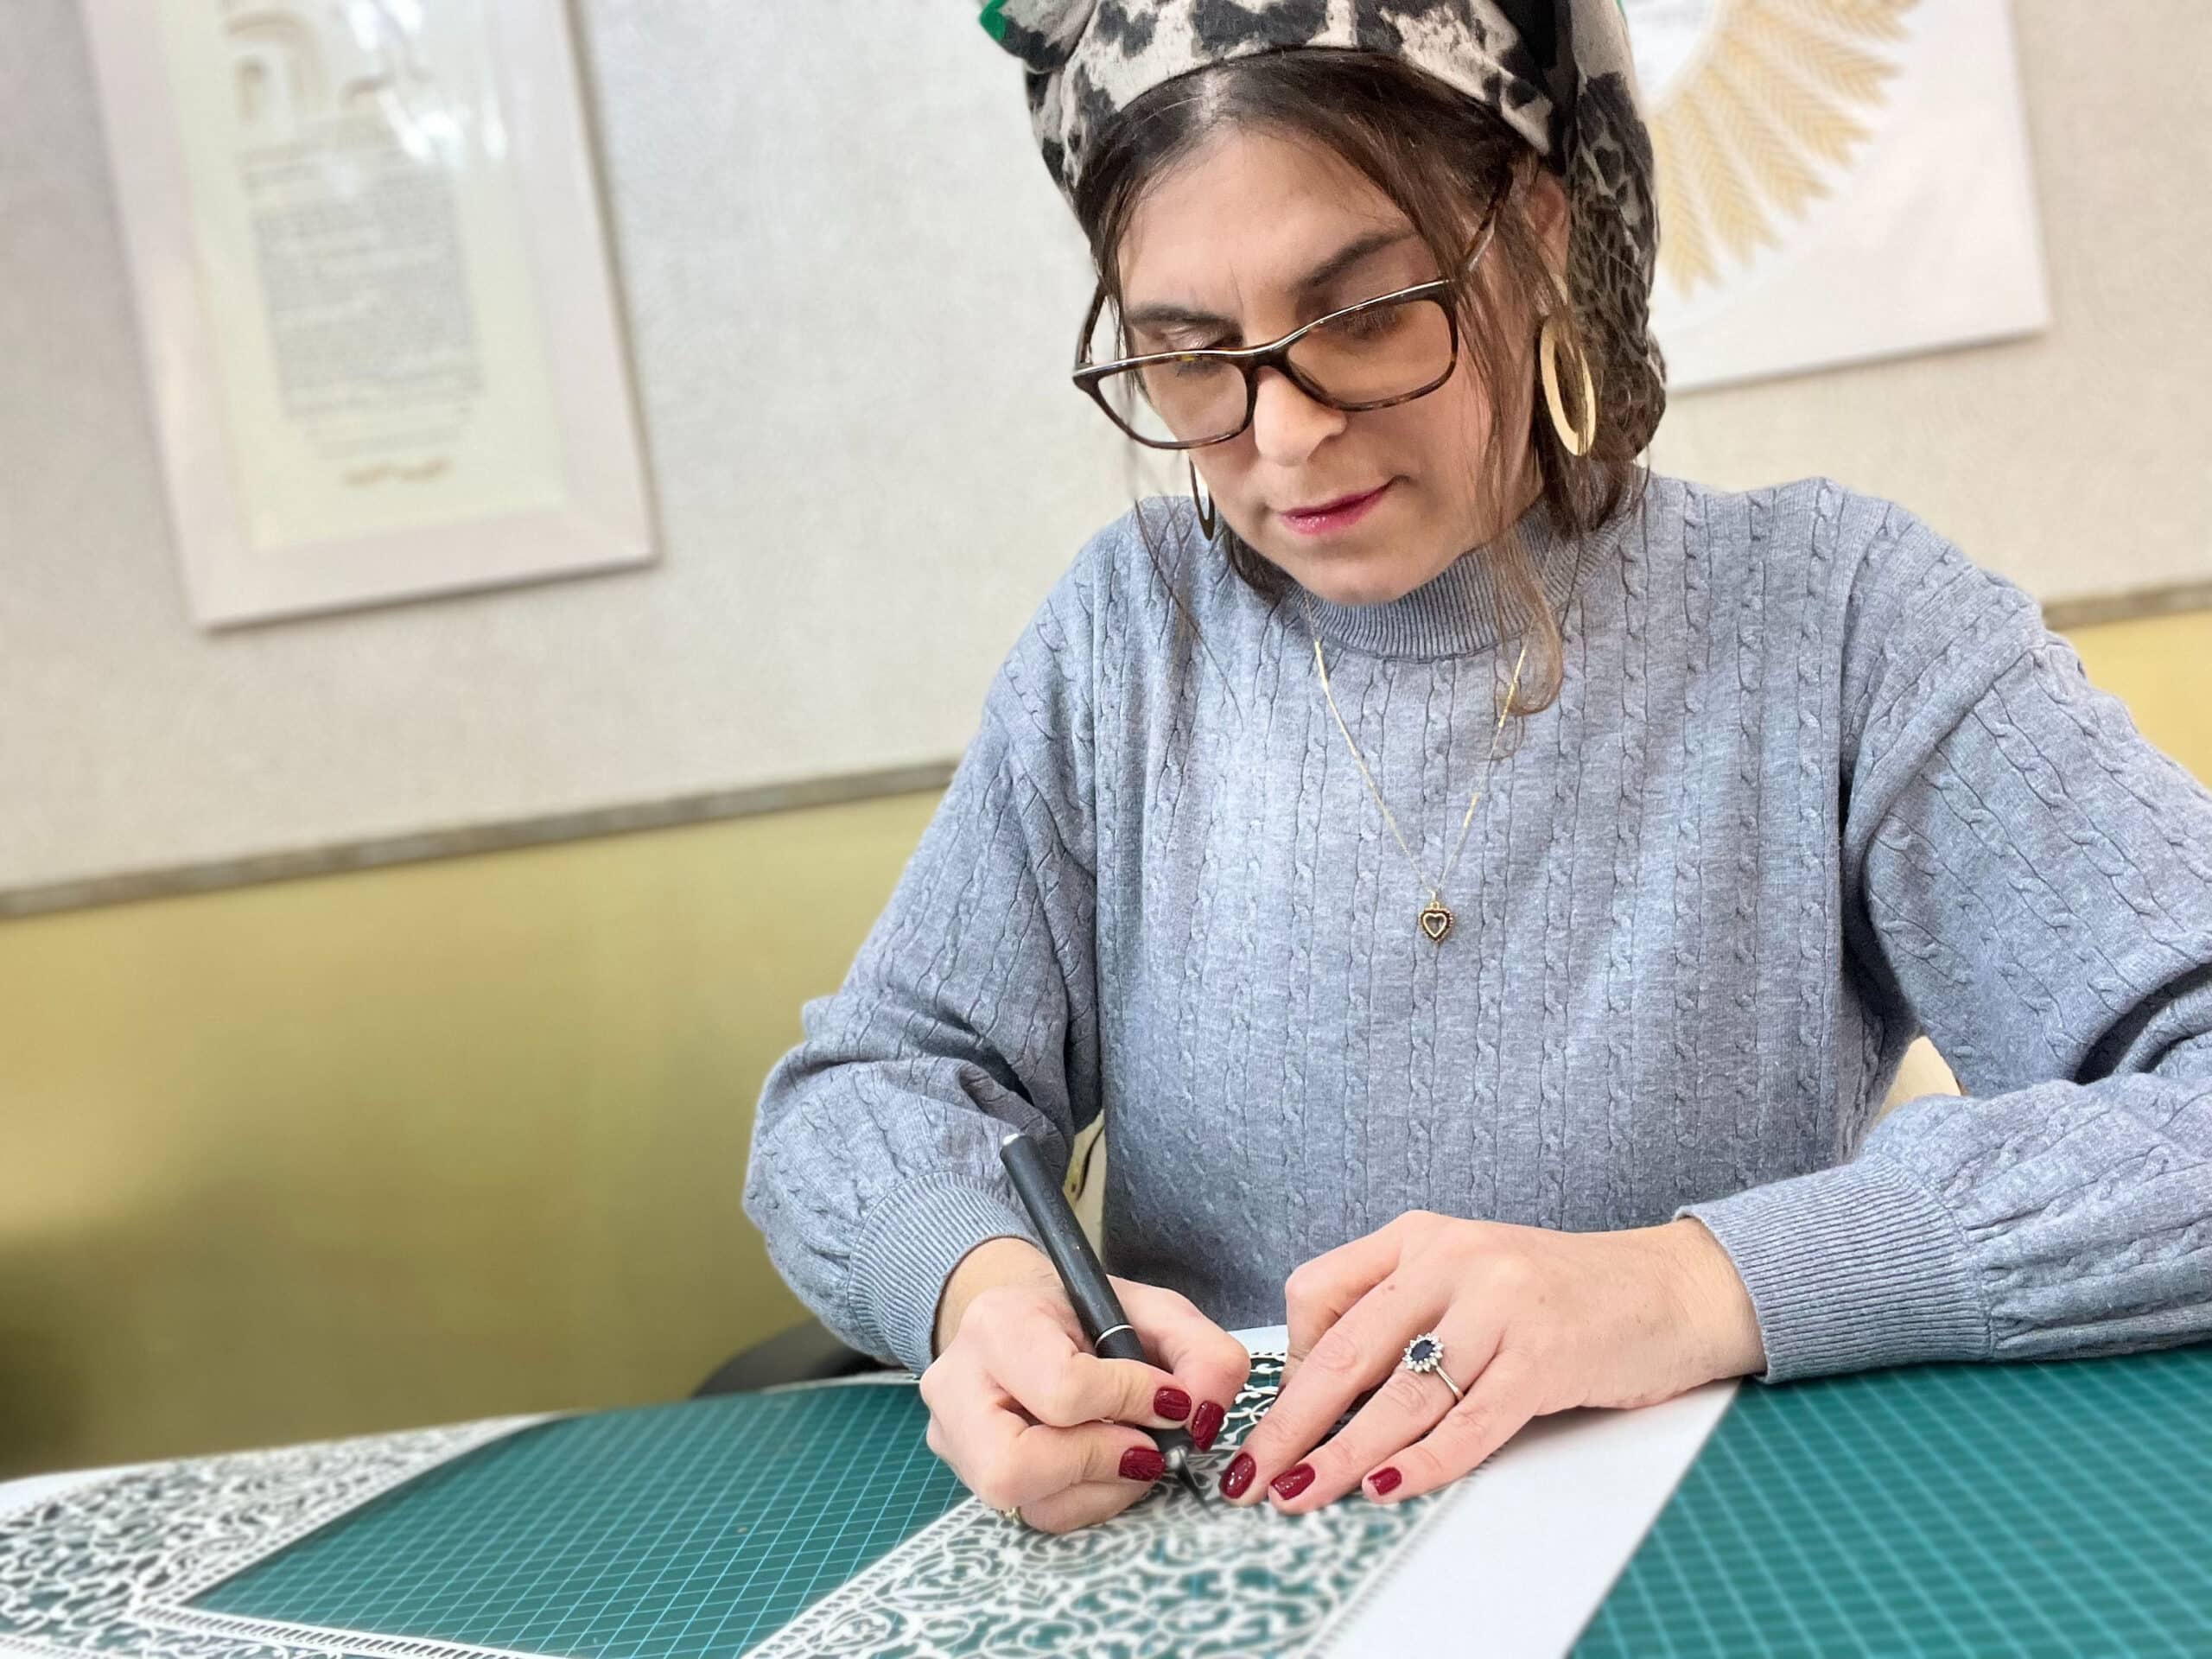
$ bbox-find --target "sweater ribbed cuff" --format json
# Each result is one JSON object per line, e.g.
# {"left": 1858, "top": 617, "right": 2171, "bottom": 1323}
{"left": 846, "top": 1174, "right": 1045, "bottom": 1377}
{"left": 1677, "top": 1153, "right": 1992, "bottom": 1384}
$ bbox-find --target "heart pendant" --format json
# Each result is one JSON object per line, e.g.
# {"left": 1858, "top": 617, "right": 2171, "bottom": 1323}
{"left": 1418, "top": 904, "right": 1454, "bottom": 944}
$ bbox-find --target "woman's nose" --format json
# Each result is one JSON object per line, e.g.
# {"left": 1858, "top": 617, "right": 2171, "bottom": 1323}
{"left": 1249, "top": 365, "right": 1347, "bottom": 466}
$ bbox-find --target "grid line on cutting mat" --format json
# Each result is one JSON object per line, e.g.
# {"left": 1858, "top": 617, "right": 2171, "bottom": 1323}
{"left": 190, "top": 1382, "right": 964, "bottom": 1659}
{"left": 1574, "top": 1342, "right": 2212, "bottom": 1658}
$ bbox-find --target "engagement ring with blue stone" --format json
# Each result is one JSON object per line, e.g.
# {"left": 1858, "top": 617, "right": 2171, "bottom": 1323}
{"left": 1400, "top": 1332, "right": 1464, "bottom": 1402}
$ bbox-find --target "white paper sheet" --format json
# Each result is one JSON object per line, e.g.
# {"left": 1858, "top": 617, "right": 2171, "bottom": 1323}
{"left": 1226, "top": 1326, "right": 1739, "bottom": 1659}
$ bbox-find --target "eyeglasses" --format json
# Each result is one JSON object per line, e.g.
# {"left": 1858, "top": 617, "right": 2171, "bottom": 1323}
{"left": 1071, "top": 207, "right": 1502, "bottom": 452}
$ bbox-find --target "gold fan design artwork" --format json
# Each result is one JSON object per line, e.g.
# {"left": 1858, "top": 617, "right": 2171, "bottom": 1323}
{"left": 1641, "top": 0, "right": 1922, "bottom": 296}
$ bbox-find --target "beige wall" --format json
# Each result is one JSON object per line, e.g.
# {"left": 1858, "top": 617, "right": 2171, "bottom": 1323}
{"left": 0, "top": 793, "right": 936, "bottom": 1476}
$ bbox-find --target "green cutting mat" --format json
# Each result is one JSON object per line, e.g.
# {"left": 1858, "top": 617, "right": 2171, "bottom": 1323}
{"left": 193, "top": 1382, "right": 964, "bottom": 1659}
{"left": 191, "top": 1345, "right": 2212, "bottom": 1658}
{"left": 1576, "top": 1342, "right": 2212, "bottom": 1657}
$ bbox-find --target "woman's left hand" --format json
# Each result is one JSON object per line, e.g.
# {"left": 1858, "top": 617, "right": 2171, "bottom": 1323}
{"left": 1221, "top": 1211, "right": 1766, "bottom": 1510}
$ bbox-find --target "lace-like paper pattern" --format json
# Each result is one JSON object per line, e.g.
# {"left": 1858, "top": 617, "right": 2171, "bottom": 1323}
{"left": 0, "top": 1416, "right": 550, "bottom": 1659}
{"left": 0, "top": 1356, "right": 1467, "bottom": 1659}
{"left": 747, "top": 1354, "right": 1471, "bottom": 1659}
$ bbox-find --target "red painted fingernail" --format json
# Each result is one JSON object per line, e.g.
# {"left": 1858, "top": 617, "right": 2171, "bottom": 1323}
{"left": 1190, "top": 1400, "right": 1226, "bottom": 1451}
{"left": 1220, "top": 1452, "right": 1256, "bottom": 1499}
{"left": 1270, "top": 1463, "right": 1317, "bottom": 1501}
{"left": 1368, "top": 1466, "right": 1403, "bottom": 1497}
{"left": 1120, "top": 1446, "right": 1166, "bottom": 1483}
{"left": 1154, "top": 1386, "right": 1192, "bottom": 1421}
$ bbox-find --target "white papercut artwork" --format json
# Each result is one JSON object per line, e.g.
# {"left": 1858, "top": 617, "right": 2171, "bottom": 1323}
{"left": 1622, "top": 0, "right": 2050, "bottom": 391}
{"left": 80, "top": 0, "right": 654, "bottom": 626}
{"left": 0, "top": 1330, "right": 1733, "bottom": 1659}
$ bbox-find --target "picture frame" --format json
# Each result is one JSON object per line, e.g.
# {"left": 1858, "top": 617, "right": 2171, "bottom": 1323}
{"left": 79, "top": 0, "right": 655, "bottom": 627}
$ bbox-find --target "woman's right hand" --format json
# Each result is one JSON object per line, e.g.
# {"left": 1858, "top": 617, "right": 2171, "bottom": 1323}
{"left": 919, "top": 1237, "right": 1250, "bottom": 1533}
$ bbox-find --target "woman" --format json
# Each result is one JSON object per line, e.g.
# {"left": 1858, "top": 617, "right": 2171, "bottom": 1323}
{"left": 746, "top": 1, "right": 2212, "bottom": 1535}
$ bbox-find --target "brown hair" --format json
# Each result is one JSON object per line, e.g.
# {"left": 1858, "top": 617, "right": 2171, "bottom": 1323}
{"left": 1069, "top": 48, "right": 1651, "bottom": 716}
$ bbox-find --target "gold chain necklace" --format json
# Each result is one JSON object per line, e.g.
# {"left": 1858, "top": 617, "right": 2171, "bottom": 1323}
{"left": 1304, "top": 607, "right": 1527, "bottom": 944}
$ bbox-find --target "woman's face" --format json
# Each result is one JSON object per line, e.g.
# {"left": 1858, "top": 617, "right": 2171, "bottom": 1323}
{"left": 1115, "top": 128, "right": 1562, "bottom": 607}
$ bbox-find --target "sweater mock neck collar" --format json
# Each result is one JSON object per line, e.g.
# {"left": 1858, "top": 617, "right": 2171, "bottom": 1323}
{"left": 1291, "top": 493, "right": 1583, "bottom": 660}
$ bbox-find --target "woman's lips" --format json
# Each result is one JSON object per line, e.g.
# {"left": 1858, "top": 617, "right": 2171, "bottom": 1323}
{"left": 1279, "top": 481, "right": 1391, "bottom": 537}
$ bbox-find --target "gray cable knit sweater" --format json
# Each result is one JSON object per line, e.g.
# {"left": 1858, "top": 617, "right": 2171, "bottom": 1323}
{"left": 745, "top": 474, "right": 2212, "bottom": 1384}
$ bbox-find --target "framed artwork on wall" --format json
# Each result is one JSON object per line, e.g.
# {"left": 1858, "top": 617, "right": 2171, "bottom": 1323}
{"left": 81, "top": 0, "right": 654, "bottom": 627}
{"left": 1624, "top": 0, "right": 2050, "bottom": 391}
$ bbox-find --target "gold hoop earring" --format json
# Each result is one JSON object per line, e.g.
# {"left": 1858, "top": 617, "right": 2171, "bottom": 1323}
{"left": 1539, "top": 315, "right": 1598, "bottom": 458}
{"left": 1187, "top": 452, "right": 1218, "bottom": 538}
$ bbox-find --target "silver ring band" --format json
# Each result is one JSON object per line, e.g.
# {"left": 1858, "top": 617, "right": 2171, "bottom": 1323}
{"left": 1090, "top": 1323, "right": 1135, "bottom": 1351}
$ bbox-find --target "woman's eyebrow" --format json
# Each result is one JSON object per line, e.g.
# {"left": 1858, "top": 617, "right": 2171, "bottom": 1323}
{"left": 1123, "top": 227, "right": 1420, "bottom": 330}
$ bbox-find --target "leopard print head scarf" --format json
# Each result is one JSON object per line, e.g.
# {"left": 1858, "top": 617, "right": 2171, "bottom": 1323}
{"left": 975, "top": 0, "right": 1664, "bottom": 452}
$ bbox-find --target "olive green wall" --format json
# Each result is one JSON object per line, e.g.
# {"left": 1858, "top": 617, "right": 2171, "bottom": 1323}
{"left": 0, "top": 611, "right": 2200, "bottom": 1478}
{"left": 0, "top": 791, "right": 938, "bottom": 1477}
